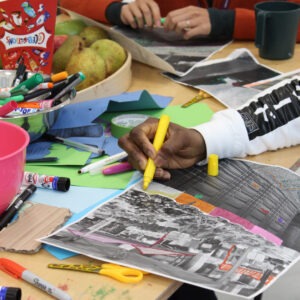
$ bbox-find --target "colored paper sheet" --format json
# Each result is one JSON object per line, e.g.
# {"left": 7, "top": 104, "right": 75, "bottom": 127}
{"left": 26, "top": 142, "right": 92, "bottom": 165}
{"left": 25, "top": 163, "right": 135, "bottom": 189}
{"left": 51, "top": 90, "right": 172, "bottom": 130}
{"left": 102, "top": 102, "right": 214, "bottom": 128}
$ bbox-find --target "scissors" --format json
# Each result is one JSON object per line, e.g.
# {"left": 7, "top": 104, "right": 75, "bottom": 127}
{"left": 47, "top": 263, "right": 145, "bottom": 283}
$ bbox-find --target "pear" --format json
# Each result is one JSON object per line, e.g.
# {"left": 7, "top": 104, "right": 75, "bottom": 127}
{"left": 66, "top": 48, "right": 107, "bottom": 91}
{"left": 79, "top": 26, "right": 108, "bottom": 47}
{"left": 52, "top": 35, "right": 84, "bottom": 73}
{"left": 90, "top": 39, "right": 127, "bottom": 76}
{"left": 55, "top": 19, "right": 86, "bottom": 36}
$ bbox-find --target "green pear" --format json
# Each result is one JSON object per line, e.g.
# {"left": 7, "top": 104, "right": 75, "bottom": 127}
{"left": 55, "top": 19, "right": 86, "bottom": 36}
{"left": 90, "top": 39, "right": 127, "bottom": 75}
{"left": 52, "top": 35, "right": 84, "bottom": 73}
{"left": 79, "top": 26, "right": 108, "bottom": 47}
{"left": 66, "top": 48, "right": 107, "bottom": 91}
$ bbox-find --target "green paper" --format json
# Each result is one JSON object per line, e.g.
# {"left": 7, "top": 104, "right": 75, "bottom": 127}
{"left": 102, "top": 103, "right": 214, "bottom": 127}
{"left": 25, "top": 164, "right": 134, "bottom": 189}
{"left": 27, "top": 143, "right": 92, "bottom": 166}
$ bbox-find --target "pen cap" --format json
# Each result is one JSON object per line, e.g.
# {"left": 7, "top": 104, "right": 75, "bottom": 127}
{"left": 0, "top": 287, "right": 22, "bottom": 300}
{"left": 57, "top": 177, "right": 71, "bottom": 192}
{"left": 207, "top": 154, "right": 219, "bottom": 176}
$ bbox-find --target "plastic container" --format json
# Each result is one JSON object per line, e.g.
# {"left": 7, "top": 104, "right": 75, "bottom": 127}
{"left": 0, "top": 121, "right": 30, "bottom": 214}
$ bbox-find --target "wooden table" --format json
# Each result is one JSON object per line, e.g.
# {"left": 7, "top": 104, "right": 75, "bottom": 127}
{"left": 1, "top": 42, "right": 299, "bottom": 300}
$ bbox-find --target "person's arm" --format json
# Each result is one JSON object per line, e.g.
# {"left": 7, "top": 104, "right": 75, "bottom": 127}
{"left": 118, "top": 77, "right": 300, "bottom": 180}
{"left": 207, "top": 8, "right": 234, "bottom": 40}
{"left": 233, "top": 6, "right": 300, "bottom": 41}
{"left": 60, "top": 0, "right": 121, "bottom": 24}
{"left": 195, "top": 77, "right": 300, "bottom": 159}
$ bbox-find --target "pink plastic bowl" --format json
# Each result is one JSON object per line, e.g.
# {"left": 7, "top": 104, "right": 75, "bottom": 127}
{"left": 0, "top": 121, "right": 30, "bottom": 214}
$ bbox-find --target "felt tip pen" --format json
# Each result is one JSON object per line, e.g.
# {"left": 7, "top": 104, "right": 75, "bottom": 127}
{"left": 44, "top": 133, "right": 104, "bottom": 155}
{"left": 44, "top": 71, "right": 69, "bottom": 83}
{"left": 0, "top": 101, "right": 18, "bottom": 117}
{"left": 0, "top": 95, "right": 25, "bottom": 105}
{"left": 17, "top": 99, "right": 55, "bottom": 109}
{"left": 0, "top": 258, "right": 72, "bottom": 300}
{"left": 6, "top": 107, "right": 40, "bottom": 116}
{"left": 51, "top": 72, "right": 85, "bottom": 101}
{"left": 102, "top": 161, "right": 133, "bottom": 175}
{"left": 143, "top": 115, "right": 170, "bottom": 190}
{"left": 11, "top": 73, "right": 44, "bottom": 93}
{"left": 0, "top": 286, "right": 21, "bottom": 300}
{"left": 0, "top": 184, "right": 36, "bottom": 231}
{"left": 78, "top": 151, "right": 128, "bottom": 174}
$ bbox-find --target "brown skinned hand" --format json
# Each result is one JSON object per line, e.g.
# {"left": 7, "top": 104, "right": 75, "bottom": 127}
{"left": 118, "top": 118, "right": 206, "bottom": 180}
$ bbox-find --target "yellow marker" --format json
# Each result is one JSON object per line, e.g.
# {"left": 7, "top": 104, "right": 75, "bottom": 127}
{"left": 207, "top": 154, "right": 219, "bottom": 176}
{"left": 143, "top": 115, "right": 170, "bottom": 190}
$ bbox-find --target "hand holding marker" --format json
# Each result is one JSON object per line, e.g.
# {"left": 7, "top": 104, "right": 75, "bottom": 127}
{"left": 143, "top": 115, "right": 170, "bottom": 190}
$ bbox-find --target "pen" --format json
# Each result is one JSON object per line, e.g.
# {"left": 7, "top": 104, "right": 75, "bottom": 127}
{"left": 0, "top": 184, "right": 36, "bottom": 231}
{"left": 0, "top": 95, "right": 25, "bottom": 105}
{"left": 143, "top": 114, "right": 170, "bottom": 190}
{"left": 102, "top": 161, "right": 133, "bottom": 175}
{"left": 44, "top": 133, "right": 104, "bottom": 155}
{"left": 49, "top": 72, "right": 85, "bottom": 101}
{"left": 26, "top": 156, "right": 58, "bottom": 163}
{"left": 78, "top": 151, "right": 128, "bottom": 174}
{"left": 44, "top": 71, "right": 69, "bottom": 83}
{"left": 0, "top": 101, "right": 18, "bottom": 117}
{"left": 0, "top": 258, "right": 72, "bottom": 300}
{"left": 11, "top": 73, "right": 44, "bottom": 93}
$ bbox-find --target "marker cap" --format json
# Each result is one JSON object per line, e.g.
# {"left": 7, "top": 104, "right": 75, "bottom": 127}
{"left": 57, "top": 177, "right": 71, "bottom": 192}
{"left": 0, "top": 287, "right": 22, "bottom": 300}
{"left": 207, "top": 154, "right": 219, "bottom": 176}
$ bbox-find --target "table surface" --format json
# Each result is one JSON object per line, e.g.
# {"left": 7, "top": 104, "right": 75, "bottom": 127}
{"left": 1, "top": 41, "right": 299, "bottom": 300}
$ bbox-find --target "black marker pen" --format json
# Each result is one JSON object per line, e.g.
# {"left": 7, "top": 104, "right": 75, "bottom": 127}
{"left": 0, "top": 184, "right": 36, "bottom": 231}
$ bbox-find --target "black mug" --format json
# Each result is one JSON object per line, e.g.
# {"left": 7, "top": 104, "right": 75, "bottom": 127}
{"left": 255, "top": 1, "right": 300, "bottom": 60}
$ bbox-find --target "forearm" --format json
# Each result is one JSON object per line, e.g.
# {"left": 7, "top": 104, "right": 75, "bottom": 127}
{"left": 194, "top": 77, "right": 300, "bottom": 159}
{"left": 60, "top": 0, "right": 121, "bottom": 23}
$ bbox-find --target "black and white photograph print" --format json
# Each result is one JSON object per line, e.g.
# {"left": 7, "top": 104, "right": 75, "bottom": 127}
{"left": 42, "top": 159, "right": 300, "bottom": 299}
{"left": 165, "top": 49, "right": 281, "bottom": 108}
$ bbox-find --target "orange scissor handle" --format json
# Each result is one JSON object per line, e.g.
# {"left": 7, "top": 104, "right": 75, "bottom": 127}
{"left": 100, "top": 266, "right": 143, "bottom": 283}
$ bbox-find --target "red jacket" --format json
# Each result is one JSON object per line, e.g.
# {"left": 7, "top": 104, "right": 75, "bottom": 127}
{"left": 60, "top": 0, "right": 300, "bottom": 41}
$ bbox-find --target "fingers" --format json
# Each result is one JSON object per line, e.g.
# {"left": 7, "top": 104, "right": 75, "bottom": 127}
{"left": 118, "top": 118, "right": 159, "bottom": 170}
{"left": 120, "top": 0, "right": 161, "bottom": 29}
{"left": 164, "top": 6, "right": 211, "bottom": 39}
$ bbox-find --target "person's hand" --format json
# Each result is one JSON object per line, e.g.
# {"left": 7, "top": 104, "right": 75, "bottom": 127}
{"left": 118, "top": 118, "right": 206, "bottom": 180}
{"left": 164, "top": 6, "right": 211, "bottom": 40}
{"left": 120, "top": 0, "right": 162, "bottom": 29}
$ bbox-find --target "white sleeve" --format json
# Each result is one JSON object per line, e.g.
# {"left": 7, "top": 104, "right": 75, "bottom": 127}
{"left": 193, "top": 77, "right": 300, "bottom": 159}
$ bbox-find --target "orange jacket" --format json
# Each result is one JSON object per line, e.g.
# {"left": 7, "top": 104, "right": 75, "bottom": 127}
{"left": 60, "top": 0, "right": 300, "bottom": 41}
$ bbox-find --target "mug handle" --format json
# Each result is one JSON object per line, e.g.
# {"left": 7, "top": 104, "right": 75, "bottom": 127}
{"left": 255, "top": 11, "right": 268, "bottom": 49}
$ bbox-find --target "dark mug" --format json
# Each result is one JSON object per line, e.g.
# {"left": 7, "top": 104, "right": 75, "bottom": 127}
{"left": 255, "top": 1, "right": 300, "bottom": 60}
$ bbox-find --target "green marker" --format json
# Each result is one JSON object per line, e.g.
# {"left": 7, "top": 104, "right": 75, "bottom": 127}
{"left": 0, "top": 95, "right": 24, "bottom": 105}
{"left": 11, "top": 73, "right": 44, "bottom": 93}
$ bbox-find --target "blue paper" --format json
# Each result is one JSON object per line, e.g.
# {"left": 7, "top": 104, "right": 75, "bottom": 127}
{"left": 51, "top": 90, "right": 172, "bottom": 129}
